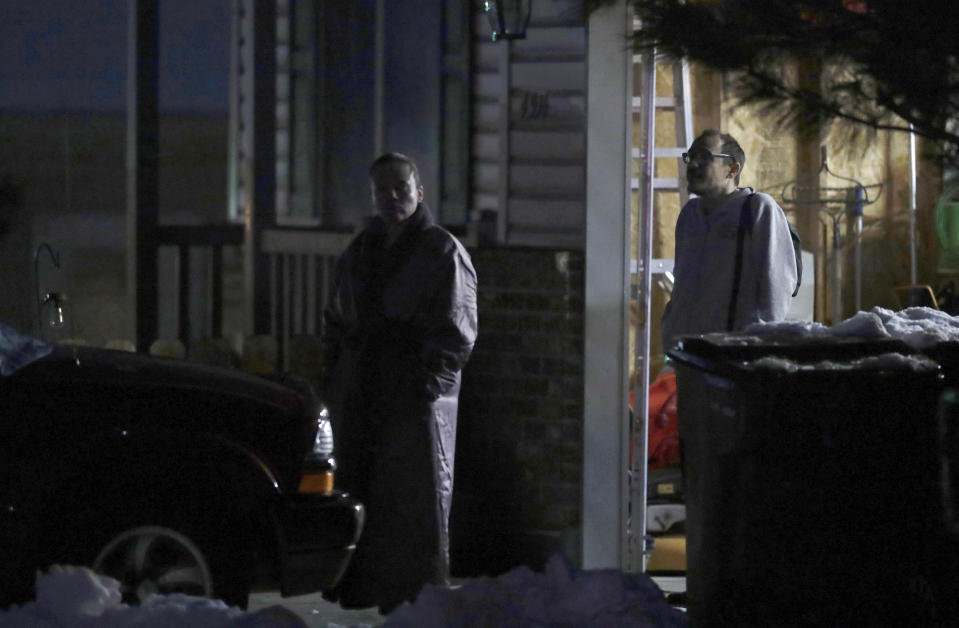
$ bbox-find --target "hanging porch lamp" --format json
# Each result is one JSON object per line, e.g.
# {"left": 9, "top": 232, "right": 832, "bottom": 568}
{"left": 484, "top": 0, "right": 532, "bottom": 41}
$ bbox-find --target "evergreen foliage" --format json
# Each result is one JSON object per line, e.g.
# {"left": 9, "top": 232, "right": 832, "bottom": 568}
{"left": 588, "top": 0, "right": 959, "bottom": 162}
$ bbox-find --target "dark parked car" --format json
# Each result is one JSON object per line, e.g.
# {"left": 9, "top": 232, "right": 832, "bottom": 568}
{"left": 0, "top": 334, "right": 364, "bottom": 608}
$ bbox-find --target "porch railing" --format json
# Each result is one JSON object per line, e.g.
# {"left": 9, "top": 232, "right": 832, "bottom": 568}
{"left": 260, "top": 228, "right": 354, "bottom": 369}
{"left": 155, "top": 224, "right": 354, "bottom": 372}
{"left": 156, "top": 224, "right": 243, "bottom": 343}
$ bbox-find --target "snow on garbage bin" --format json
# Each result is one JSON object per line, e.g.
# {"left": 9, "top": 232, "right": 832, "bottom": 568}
{"left": 667, "top": 331, "right": 950, "bottom": 628}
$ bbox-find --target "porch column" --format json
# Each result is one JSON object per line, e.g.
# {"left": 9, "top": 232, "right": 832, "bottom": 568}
{"left": 583, "top": 0, "right": 632, "bottom": 569}
{"left": 126, "top": 0, "right": 159, "bottom": 352}
{"left": 244, "top": 0, "right": 277, "bottom": 335}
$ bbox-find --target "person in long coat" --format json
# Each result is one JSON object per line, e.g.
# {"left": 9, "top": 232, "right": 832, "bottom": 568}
{"left": 322, "top": 153, "right": 478, "bottom": 614}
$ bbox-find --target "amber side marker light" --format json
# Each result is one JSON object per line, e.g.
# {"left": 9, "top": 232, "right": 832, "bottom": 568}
{"left": 298, "top": 469, "right": 334, "bottom": 494}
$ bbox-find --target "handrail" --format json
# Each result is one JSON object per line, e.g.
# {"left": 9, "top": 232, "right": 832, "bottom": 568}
{"left": 260, "top": 227, "right": 354, "bottom": 255}
{"left": 156, "top": 224, "right": 244, "bottom": 246}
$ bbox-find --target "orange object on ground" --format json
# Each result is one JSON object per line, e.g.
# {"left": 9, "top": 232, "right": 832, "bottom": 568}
{"left": 630, "top": 370, "right": 681, "bottom": 471}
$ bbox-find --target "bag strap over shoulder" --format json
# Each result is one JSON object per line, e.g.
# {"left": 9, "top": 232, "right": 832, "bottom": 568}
{"left": 726, "top": 193, "right": 754, "bottom": 331}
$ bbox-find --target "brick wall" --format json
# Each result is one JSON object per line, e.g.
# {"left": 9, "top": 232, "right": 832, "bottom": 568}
{"left": 451, "top": 246, "right": 585, "bottom": 576}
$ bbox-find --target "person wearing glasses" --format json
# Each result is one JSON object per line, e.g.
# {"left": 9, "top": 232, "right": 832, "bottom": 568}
{"left": 661, "top": 129, "right": 798, "bottom": 352}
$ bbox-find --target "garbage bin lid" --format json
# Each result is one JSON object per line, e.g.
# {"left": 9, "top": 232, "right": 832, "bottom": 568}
{"left": 672, "top": 333, "right": 915, "bottom": 364}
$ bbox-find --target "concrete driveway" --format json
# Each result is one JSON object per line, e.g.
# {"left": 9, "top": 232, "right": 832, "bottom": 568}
{"left": 248, "top": 590, "right": 386, "bottom": 627}
{"left": 247, "top": 576, "right": 684, "bottom": 626}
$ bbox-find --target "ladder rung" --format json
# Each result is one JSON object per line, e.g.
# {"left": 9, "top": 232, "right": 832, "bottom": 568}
{"left": 631, "top": 147, "right": 686, "bottom": 159}
{"left": 653, "top": 147, "right": 686, "bottom": 158}
{"left": 629, "top": 177, "right": 681, "bottom": 190}
{"left": 631, "top": 51, "right": 675, "bottom": 62}
{"left": 653, "top": 177, "right": 679, "bottom": 189}
{"left": 630, "top": 96, "right": 685, "bottom": 112}
{"left": 629, "top": 258, "right": 675, "bottom": 275}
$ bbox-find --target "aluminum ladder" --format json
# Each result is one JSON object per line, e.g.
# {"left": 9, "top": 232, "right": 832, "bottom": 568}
{"left": 627, "top": 39, "right": 694, "bottom": 573}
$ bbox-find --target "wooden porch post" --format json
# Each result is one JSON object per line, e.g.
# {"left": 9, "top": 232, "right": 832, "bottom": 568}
{"left": 244, "top": 0, "right": 276, "bottom": 336}
{"left": 126, "top": 0, "right": 159, "bottom": 353}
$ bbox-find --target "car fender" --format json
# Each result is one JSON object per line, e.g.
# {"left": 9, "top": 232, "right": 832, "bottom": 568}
{"left": 45, "top": 429, "right": 282, "bottom": 521}
{"left": 136, "top": 430, "right": 278, "bottom": 495}
{"left": 36, "top": 430, "right": 287, "bottom": 574}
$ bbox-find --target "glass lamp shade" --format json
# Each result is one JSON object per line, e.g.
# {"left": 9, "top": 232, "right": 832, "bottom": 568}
{"left": 484, "top": 0, "right": 532, "bottom": 41}
{"left": 40, "top": 292, "right": 72, "bottom": 342}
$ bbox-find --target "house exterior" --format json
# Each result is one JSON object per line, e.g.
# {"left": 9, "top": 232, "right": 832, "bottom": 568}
{"left": 0, "top": 0, "right": 942, "bottom": 576}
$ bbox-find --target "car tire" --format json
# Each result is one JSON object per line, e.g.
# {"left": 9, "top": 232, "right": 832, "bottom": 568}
{"left": 91, "top": 525, "right": 215, "bottom": 603}
{"left": 42, "top": 501, "right": 254, "bottom": 609}
{"left": 88, "top": 515, "right": 252, "bottom": 609}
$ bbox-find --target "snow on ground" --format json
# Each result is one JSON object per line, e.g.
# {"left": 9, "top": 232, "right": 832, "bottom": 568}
{"left": 382, "top": 553, "right": 687, "bottom": 627}
{"left": 0, "top": 321, "right": 52, "bottom": 375}
{"left": 0, "top": 566, "right": 303, "bottom": 628}
{"left": 3, "top": 558, "right": 688, "bottom": 628}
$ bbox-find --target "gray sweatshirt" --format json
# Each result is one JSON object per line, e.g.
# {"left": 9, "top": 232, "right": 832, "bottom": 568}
{"left": 661, "top": 188, "right": 798, "bottom": 352}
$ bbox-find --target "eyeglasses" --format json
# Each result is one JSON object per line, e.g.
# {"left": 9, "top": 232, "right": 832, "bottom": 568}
{"left": 682, "top": 151, "right": 732, "bottom": 164}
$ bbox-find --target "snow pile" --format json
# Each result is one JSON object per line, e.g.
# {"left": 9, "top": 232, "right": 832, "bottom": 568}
{"left": 724, "top": 307, "right": 959, "bottom": 372}
{"left": 871, "top": 306, "right": 959, "bottom": 347}
{"left": 382, "top": 553, "right": 687, "bottom": 627}
{"left": 745, "top": 352, "right": 938, "bottom": 373}
{"left": 828, "top": 310, "right": 890, "bottom": 338}
{"left": 745, "top": 306, "right": 959, "bottom": 349}
{"left": 0, "top": 566, "right": 302, "bottom": 628}
{"left": 739, "top": 319, "right": 830, "bottom": 338}
{"left": 0, "top": 321, "right": 53, "bottom": 376}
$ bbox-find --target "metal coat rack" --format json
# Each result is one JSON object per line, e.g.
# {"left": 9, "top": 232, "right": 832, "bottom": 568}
{"left": 780, "top": 147, "right": 883, "bottom": 322}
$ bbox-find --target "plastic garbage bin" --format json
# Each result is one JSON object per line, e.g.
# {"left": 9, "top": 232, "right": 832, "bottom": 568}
{"left": 922, "top": 341, "right": 959, "bottom": 386}
{"left": 667, "top": 332, "right": 952, "bottom": 627}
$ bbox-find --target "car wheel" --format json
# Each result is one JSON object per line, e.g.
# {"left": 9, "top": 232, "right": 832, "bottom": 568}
{"left": 91, "top": 525, "right": 214, "bottom": 603}
{"left": 42, "top": 489, "right": 257, "bottom": 608}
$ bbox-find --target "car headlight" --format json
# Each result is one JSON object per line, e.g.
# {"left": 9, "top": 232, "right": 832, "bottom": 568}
{"left": 298, "top": 405, "right": 336, "bottom": 495}
{"left": 312, "top": 406, "right": 334, "bottom": 456}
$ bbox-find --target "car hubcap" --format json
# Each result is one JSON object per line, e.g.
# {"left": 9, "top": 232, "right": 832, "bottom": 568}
{"left": 92, "top": 525, "right": 213, "bottom": 603}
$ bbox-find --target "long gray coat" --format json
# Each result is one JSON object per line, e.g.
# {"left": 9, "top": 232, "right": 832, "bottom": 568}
{"left": 322, "top": 204, "right": 477, "bottom": 611}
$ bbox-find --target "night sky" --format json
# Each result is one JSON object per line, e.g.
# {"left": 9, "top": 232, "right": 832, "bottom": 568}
{"left": 0, "top": 0, "right": 231, "bottom": 114}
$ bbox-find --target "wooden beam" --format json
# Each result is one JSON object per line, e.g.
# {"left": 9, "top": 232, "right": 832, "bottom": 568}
{"left": 178, "top": 244, "right": 190, "bottom": 346}
{"left": 156, "top": 224, "right": 244, "bottom": 246}
{"left": 212, "top": 245, "right": 224, "bottom": 338}
{"left": 797, "top": 55, "right": 826, "bottom": 323}
{"left": 244, "top": 0, "right": 277, "bottom": 336}
{"left": 127, "top": 0, "right": 159, "bottom": 353}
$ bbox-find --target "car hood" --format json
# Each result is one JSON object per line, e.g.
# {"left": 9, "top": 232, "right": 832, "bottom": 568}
{"left": 12, "top": 344, "right": 310, "bottom": 414}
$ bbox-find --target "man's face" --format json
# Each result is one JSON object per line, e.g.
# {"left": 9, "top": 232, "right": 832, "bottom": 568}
{"left": 685, "top": 135, "right": 737, "bottom": 198}
{"left": 370, "top": 162, "right": 423, "bottom": 225}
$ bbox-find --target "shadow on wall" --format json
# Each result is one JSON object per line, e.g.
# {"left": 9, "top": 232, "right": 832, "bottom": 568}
{"left": 450, "top": 435, "right": 579, "bottom": 577}
{"left": 450, "top": 431, "right": 530, "bottom": 577}
{"left": 450, "top": 247, "right": 585, "bottom": 577}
